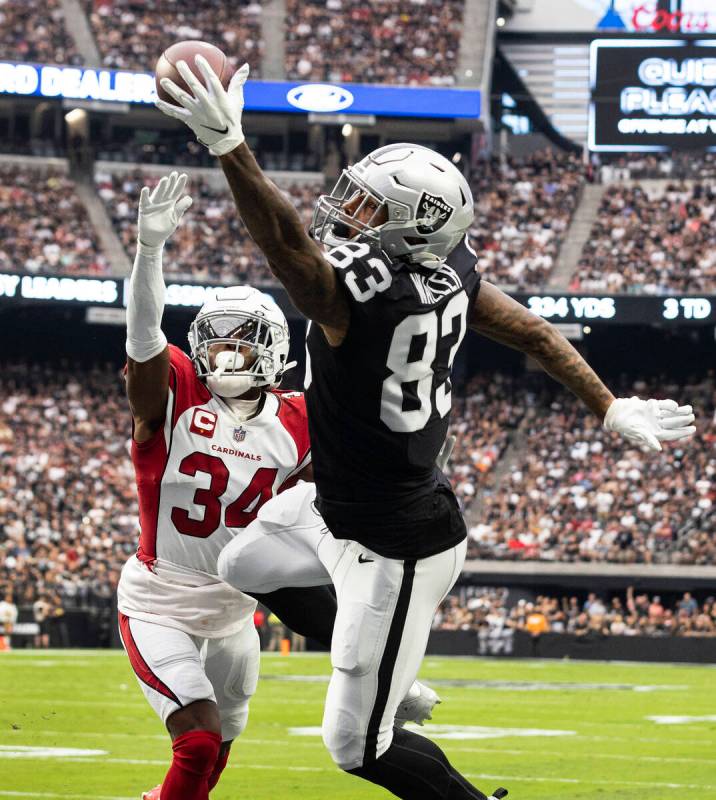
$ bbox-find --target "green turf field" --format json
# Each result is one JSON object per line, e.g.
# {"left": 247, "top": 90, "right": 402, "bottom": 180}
{"left": 1, "top": 650, "right": 715, "bottom": 799}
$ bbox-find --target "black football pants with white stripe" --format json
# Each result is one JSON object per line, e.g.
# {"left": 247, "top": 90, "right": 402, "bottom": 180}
{"left": 218, "top": 482, "right": 507, "bottom": 800}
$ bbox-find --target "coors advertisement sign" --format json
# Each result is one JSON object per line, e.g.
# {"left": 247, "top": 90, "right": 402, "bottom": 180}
{"left": 589, "top": 39, "right": 716, "bottom": 151}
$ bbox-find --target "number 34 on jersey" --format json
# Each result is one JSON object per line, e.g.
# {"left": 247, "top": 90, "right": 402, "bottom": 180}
{"left": 131, "top": 346, "right": 311, "bottom": 576}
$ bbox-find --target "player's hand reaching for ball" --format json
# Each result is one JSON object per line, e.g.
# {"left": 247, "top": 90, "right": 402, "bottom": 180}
{"left": 137, "top": 171, "right": 192, "bottom": 250}
{"left": 603, "top": 396, "right": 696, "bottom": 452}
{"left": 156, "top": 56, "right": 248, "bottom": 156}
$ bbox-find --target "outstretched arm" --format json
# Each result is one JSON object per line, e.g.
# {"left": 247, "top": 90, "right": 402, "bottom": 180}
{"left": 125, "top": 172, "right": 192, "bottom": 442}
{"left": 155, "top": 57, "right": 349, "bottom": 343}
{"left": 218, "top": 144, "right": 349, "bottom": 340}
{"left": 470, "top": 281, "right": 695, "bottom": 450}
{"left": 470, "top": 282, "right": 614, "bottom": 418}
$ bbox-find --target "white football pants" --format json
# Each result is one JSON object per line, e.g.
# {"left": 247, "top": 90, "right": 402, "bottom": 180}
{"left": 217, "top": 482, "right": 466, "bottom": 769}
{"left": 118, "top": 613, "right": 260, "bottom": 742}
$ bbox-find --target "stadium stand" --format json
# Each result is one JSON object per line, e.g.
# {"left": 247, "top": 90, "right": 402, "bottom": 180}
{"left": 94, "top": 167, "right": 319, "bottom": 284}
{"left": 469, "top": 151, "right": 586, "bottom": 289}
{"left": 0, "top": 151, "right": 587, "bottom": 287}
{"left": 0, "top": 163, "right": 110, "bottom": 276}
{"left": 284, "top": 0, "right": 464, "bottom": 85}
{"left": 598, "top": 152, "right": 716, "bottom": 182}
{"left": 466, "top": 374, "right": 715, "bottom": 565}
{"left": 1, "top": 360, "right": 711, "bottom": 631}
{"left": 2, "top": 357, "right": 712, "bottom": 648}
{"left": 86, "top": 0, "right": 263, "bottom": 74}
{"left": 447, "top": 373, "right": 527, "bottom": 511}
{"left": 572, "top": 181, "right": 716, "bottom": 295}
{"left": 434, "top": 587, "right": 716, "bottom": 637}
{"left": 0, "top": 0, "right": 81, "bottom": 65}
{"left": 0, "top": 362, "right": 132, "bottom": 629}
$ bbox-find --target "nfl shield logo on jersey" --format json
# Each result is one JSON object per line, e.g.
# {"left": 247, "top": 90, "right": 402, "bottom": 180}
{"left": 233, "top": 426, "right": 247, "bottom": 443}
{"left": 416, "top": 191, "right": 455, "bottom": 235}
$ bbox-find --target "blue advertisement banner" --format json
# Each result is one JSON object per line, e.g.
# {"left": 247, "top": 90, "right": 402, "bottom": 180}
{"left": 0, "top": 61, "right": 481, "bottom": 119}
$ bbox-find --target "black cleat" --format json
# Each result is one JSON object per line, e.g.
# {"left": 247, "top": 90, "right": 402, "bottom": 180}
{"left": 488, "top": 790, "right": 508, "bottom": 800}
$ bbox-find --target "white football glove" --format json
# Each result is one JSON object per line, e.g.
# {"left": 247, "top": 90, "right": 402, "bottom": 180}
{"left": 137, "top": 171, "right": 192, "bottom": 249}
{"left": 603, "top": 397, "right": 695, "bottom": 452}
{"left": 155, "top": 56, "right": 248, "bottom": 157}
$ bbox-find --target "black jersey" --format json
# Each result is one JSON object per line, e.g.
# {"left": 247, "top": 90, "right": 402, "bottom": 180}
{"left": 305, "top": 236, "right": 480, "bottom": 559}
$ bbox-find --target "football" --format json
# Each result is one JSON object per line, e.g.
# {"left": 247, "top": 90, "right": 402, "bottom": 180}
{"left": 155, "top": 40, "right": 233, "bottom": 104}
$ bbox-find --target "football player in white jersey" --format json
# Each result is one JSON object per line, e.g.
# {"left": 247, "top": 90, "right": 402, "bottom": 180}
{"left": 121, "top": 173, "right": 441, "bottom": 800}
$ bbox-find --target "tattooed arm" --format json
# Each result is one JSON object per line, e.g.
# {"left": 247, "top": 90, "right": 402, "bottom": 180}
{"left": 469, "top": 281, "right": 614, "bottom": 419}
{"left": 218, "top": 146, "right": 349, "bottom": 345}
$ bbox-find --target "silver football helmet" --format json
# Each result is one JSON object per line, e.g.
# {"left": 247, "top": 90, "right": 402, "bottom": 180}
{"left": 188, "top": 286, "right": 291, "bottom": 398}
{"left": 312, "top": 143, "right": 474, "bottom": 268}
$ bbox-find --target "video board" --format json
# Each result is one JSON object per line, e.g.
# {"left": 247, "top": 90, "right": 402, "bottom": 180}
{"left": 589, "top": 38, "right": 716, "bottom": 151}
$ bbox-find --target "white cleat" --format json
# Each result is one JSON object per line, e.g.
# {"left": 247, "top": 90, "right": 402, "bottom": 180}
{"left": 488, "top": 789, "right": 508, "bottom": 800}
{"left": 394, "top": 681, "right": 441, "bottom": 728}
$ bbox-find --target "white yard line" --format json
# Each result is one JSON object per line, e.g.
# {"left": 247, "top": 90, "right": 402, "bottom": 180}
{"left": 4, "top": 732, "right": 166, "bottom": 741}
{"left": 464, "top": 773, "right": 716, "bottom": 790}
{"left": 438, "top": 745, "right": 716, "bottom": 764}
{"left": 0, "top": 793, "right": 134, "bottom": 800}
{"left": 0, "top": 651, "right": 124, "bottom": 658}
{"left": 7, "top": 731, "right": 715, "bottom": 760}
{"left": 5, "top": 750, "right": 715, "bottom": 790}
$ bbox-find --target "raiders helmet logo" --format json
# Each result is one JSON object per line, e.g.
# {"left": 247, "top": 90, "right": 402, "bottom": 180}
{"left": 416, "top": 191, "right": 455, "bottom": 235}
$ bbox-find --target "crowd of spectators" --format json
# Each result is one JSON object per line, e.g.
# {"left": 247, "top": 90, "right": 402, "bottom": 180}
{"left": 1, "top": 359, "right": 714, "bottom": 649}
{"left": 95, "top": 168, "right": 319, "bottom": 284}
{"left": 434, "top": 587, "right": 716, "bottom": 638}
{"left": 0, "top": 360, "right": 524, "bottom": 637}
{"left": 597, "top": 152, "right": 716, "bottom": 183}
{"left": 0, "top": 362, "right": 135, "bottom": 646}
{"left": 285, "top": 0, "right": 464, "bottom": 85}
{"left": 0, "top": 0, "right": 81, "bottom": 65}
{"left": 446, "top": 373, "right": 526, "bottom": 511}
{"left": 2, "top": 0, "right": 468, "bottom": 87}
{"left": 468, "top": 374, "right": 715, "bottom": 565}
{"left": 469, "top": 151, "right": 586, "bottom": 289}
{"left": 0, "top": 165, "right": 110, "bottom": 277}
{"left": 573, "top": 182, "right": 716, "bottom": 295}
{"left": 86, "top": 0, "right": 263, "bottom": 74}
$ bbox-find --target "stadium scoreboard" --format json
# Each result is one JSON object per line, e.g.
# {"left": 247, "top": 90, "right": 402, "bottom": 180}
{"left": 589, "top": 38, "right": 716, "bottom": 151}
{"left": 523, "top": 293, "right": 714, "bottom": 324}
{"left": 1, "top": 272, "right": 714, "bottom": 326}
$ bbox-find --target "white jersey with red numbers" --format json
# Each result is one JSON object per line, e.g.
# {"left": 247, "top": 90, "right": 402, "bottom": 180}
{"left": 118, "top": 345, "right": 311, "bottom": 638}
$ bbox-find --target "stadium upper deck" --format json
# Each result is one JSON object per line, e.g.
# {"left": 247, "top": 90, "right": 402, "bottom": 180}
{"left": 2, "top": 0, "right": 465, "bottom": 86}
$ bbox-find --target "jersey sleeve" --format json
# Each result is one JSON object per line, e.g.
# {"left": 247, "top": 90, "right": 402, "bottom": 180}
{"left": 324, "top": 244, "right": 394, "bottom": 317}
{"left": 167, "top": 345, "right": 212, "bottom": 427}
{"left": 275, "top": 391, "right": 312, "bottom": 491}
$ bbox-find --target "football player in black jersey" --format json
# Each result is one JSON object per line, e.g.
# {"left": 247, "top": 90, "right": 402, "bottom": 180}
{"left": 157, "top": 58, "right": 696, "bottom": 800}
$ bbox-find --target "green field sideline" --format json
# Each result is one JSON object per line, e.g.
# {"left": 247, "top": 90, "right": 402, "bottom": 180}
{"left": 1, "top": 651, "right": 715, "bottom": 799}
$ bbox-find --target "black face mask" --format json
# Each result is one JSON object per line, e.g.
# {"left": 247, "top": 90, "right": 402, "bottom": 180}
{"left": 331, "top": 220, "right": 352, "bottom": 239}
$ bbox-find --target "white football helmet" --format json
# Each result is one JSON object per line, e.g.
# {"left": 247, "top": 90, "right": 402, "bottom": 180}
{"left": 312, "top": 143, "right": 474, "bottom": 268}
{"left": 188, "top": 286, "right": 291, "bottom": 398}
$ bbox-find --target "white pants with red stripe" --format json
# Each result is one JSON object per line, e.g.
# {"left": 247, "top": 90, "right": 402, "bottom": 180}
{"left": 217, "top": 482, "right": 466, "bottom": 769}
{"left": 118, "top": 613, "right": 260, "bottom": 742}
